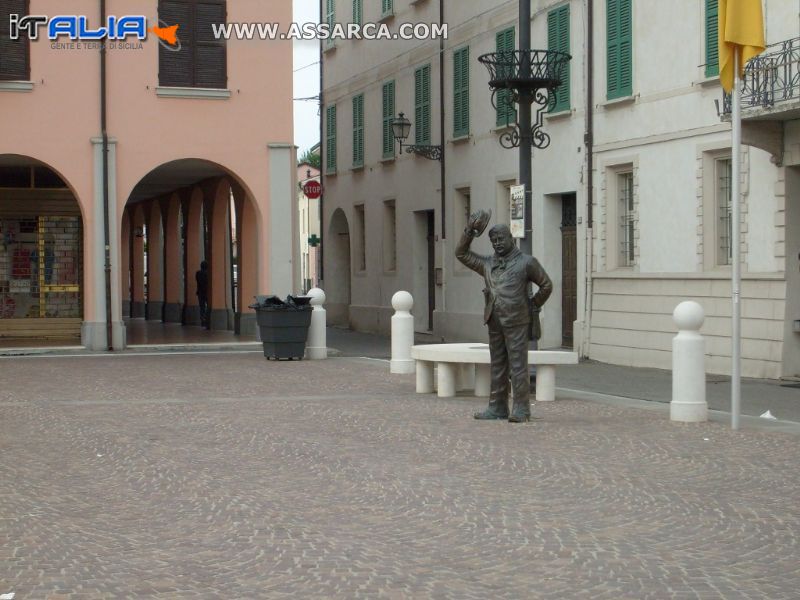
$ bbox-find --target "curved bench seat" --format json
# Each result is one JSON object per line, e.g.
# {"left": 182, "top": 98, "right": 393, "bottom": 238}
{"left": 410, "top": 343, "right": 578, "bottom": 401}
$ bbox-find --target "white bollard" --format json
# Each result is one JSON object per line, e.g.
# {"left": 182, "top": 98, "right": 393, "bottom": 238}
{"left": 305, "top": 288, "right": 327, "bottom": 360}
{"left": 391, "top": 291, "right": 415, "bottom": 374}
{"left": 671, "top": 301, "right": 708, "bottom": 422}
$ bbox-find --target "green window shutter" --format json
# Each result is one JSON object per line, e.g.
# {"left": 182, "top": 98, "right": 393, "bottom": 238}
{"left": 453, "top": 46, "right": 470, "bottom": 137}
{"left": 415, "top": 65, "right": 431, "bottom": 146}
{"left": 496, "top": 27, "right": 516, "bottom": 126}
{"left": 353, "top": 0, "right": 362, "bottom": 25}
{"left": 326, "top": 104, "right": 337, "bottom": 173}
{"left": 382, "top": 81, "right": 395, "bottom": 158}
{"left": 326, "top": 0, "right": 335, "bottom": 28}
{"left": 607, "top": 0, "right": 632, "bottom": 100}
{"left": 548, "top": 5, "right": 570, "bottom": 113}
{"left": 705, "top": 0, "right": 719, "bottom": 77}
{"left": 382, "top": 0, "right": 393, "bottom": 17}
{"left": 352, "top": 95, "right": 364, "bottom": 167}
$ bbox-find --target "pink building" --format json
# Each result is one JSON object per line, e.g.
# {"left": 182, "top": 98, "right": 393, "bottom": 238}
{"left": 0, "top": 0, "right": 297, "bottom": 349}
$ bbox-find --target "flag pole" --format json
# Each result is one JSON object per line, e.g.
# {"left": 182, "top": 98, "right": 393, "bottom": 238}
{"left": 731, "top": 50, "right": 741, "bottom": 431}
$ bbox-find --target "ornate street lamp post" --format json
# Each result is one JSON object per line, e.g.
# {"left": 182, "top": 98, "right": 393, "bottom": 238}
{"left": 478, "top": 2, "right": 570, "bottom": 256}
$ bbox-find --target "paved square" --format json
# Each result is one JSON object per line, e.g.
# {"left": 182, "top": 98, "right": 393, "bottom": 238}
{"left": 1, "top": 353, "right": 799, "bottom": 598}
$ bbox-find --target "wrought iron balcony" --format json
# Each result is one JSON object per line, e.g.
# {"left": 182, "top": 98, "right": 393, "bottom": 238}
{"left": 722, "top": 36, "right": 800, "bottom": 120}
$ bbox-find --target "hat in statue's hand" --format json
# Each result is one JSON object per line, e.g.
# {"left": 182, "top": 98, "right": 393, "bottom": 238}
{"left": 467, "top": 209, "right": 492, "bottom": 237}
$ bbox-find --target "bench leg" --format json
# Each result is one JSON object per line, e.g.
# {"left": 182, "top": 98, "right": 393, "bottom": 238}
{"left": 474, "top": 364, "right": 491, "bottom": 397}
{"left": 437, "top": 362, "right": 457, "bottom": 397}
{"left": 416, "top": 360, "right": 434, "bottom": 394}
{"left": 536, "top": 365, "right": 556, "bottom": 401}
{"left": 457, "top": 363, "right": 475, "bottom": 391}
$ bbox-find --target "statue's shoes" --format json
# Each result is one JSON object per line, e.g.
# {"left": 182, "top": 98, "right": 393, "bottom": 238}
{"left": 508, "top": 414, "right": 530, "bottom": 423}
{"left": 473, "top": 410, "right": 509, "bottom": 420}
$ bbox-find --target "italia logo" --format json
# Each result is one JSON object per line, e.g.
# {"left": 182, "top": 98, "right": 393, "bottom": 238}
{"left": 9, "top": 14, "right": 181, "bottom": 49}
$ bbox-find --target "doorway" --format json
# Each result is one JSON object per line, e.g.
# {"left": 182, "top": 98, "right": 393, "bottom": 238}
{"left": 561, "top": 193, "right": 577, "bottom": 348}
{"left": 327, "top": 208, "right": 351, "bottom": 326}
{"left": 413, "top": 210, "right": 436, "bottom": 332}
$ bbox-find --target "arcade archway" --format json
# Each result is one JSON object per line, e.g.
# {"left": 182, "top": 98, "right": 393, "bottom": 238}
{"left": 0, "top": 155, "right": 84, "bottom": 343}
{"left": 122, "top": 159, "right": 261, "bottom": 343}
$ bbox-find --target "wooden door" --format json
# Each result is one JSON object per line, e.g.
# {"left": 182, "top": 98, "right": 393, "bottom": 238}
{"left": 561, "top": 194, "right": 577, "bottom": 348}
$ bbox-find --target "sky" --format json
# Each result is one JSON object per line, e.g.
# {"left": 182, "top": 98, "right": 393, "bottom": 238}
{"left": 293, "top": 0, "right": 321, "bottom": 157}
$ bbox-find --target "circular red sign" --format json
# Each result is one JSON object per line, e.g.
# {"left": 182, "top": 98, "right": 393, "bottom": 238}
{"left": 303, "top": 181, "right": 322, "bottom": 199}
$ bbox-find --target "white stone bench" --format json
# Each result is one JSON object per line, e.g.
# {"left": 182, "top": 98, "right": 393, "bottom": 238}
{"left": 410, "top": 343, "right": 578, "bottom": 402}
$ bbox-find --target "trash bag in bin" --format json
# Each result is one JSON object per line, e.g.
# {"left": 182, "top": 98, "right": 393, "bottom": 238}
{"left": 250, "top": 294, "right": 313, "bottom": 360}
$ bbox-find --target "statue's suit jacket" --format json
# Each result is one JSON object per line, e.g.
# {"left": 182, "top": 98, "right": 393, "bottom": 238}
{"left": 455, "top": 231, "right": 552, "bottom": 328}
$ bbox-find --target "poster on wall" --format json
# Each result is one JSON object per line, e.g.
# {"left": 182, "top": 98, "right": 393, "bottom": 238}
{"left": 509, "top": 184, "right": 526, "bottom": 239}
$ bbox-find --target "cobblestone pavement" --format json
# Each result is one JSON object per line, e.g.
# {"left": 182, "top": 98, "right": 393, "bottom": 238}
{"left": 1, "top": 353, "right": 799, "bottom": 599}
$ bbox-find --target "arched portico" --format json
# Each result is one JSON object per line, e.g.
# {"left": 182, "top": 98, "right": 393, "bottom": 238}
{"left": 121, "top": 159, "right": 262, "bottom": 342}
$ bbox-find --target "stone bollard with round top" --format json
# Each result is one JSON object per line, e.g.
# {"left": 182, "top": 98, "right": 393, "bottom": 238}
{"left": 305, "top": 288, "right": 327, "bottom": 360}
{"left": 391, "top": 291, "right": 415, "bottom": 374}
{"left": 671, "top": 300, "right": 708, "bottom": 422}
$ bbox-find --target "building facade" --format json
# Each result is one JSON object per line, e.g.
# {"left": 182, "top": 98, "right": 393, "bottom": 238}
{"left": 321, "top": 0, "right": 799, "bottom": 379}
{"left": 0, "top": 0, "right": 297, "bottom": 349}
{"left": 298, "top": 161, "right": 321, "bottom": 292}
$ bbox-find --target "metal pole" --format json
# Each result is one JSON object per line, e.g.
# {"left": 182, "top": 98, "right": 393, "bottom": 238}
{"left": 439, "top": 0, "right": 446, "bottom": 241}
{"left": 519, "top": 0, "right": 532, "bottom": 256}
{"left": 731, "top": 51, "right": 741, "bottom": 430}
{"left": 100, "top": 0, "right": 113, "bottom": 351}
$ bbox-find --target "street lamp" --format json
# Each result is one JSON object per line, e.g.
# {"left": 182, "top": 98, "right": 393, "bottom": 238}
{"left": 477, "top": 3, "right": 571, "bottom": 257}
{"left": 391, "top": 112, "right": 442, "bottom": 161}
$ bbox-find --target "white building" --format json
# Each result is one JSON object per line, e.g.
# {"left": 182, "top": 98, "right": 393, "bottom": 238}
{"left": 321, "top": 0, "right": 799, "bottom": 380}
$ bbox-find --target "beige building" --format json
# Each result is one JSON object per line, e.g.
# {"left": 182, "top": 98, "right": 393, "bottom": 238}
{"left": 321, "top": 0, "right": 800, "bottom": 380}
{"left": 1, "top": 0, "right": 297, "bottom": 349}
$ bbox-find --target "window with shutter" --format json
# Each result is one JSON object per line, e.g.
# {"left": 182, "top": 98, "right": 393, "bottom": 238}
{"left": 353, "top": 0, "right": 362, "bottom": 25}
{"left": 326, "top": 0, "right": 335, "bottom": 28}
{"left": 382, "top": 0, "right": 393, "bottom": 18}
{"left": 495, "top": 28, "right": 516, "bottom": 127}
{"left": 326, "top": 104, "right": 337, "bottom": 173}
{"left": 352, "top": 94, "right": 364, "bottom": 168}
{"left": 414, "top": 65, "right": 431, "bottom": 146}
{"left": 606, "top": 0, "right": 632, "bottom": 100}
{"left": 705, "top": 0, "right": 719, "bottom": 77}
{"left": 453, "top": 46, "right": 470, "bottom": 137}
{"left": 159, "top": 0, "right": 227, "bottom": 89}
{"left": 382, "top": 81, "right": 395, "bottom": 159}
{"left": 547, "top": 5, "right": 570, "bottom": 113}
{"left": 0, "top": 0, "right": 30, "bottom": 81}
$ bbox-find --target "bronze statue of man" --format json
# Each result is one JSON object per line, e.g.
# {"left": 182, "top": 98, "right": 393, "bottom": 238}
{"left": 456, "top": 211, "right": 552, "bottom": 423}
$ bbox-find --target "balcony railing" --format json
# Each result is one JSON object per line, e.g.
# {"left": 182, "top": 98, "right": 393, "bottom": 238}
{"left": 722, "top": 36, "right": 800, "bottom": 114}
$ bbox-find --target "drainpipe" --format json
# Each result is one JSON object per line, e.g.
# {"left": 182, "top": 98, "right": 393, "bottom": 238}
{"left": 438, "top": 0, "right": 446, "bottom": 317}
{"left": 439, "top": 0, "right": 446, "bottom": 241}
{"left": 318, "top": 0, "right": 325, "bottom": 284}
{"left": 519, "top": 0, "right": 533, "bottom": 258}
{"left": 583, "top": 0, "right": 594, "bottom": 357}
{"left": 100, "top": 0, "right": 113, "bottom": 350}
{"left": 586, "top": 0, "right": 594, "bottom": 230}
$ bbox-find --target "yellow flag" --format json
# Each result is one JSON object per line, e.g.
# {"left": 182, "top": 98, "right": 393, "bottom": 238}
{"left": 718, "top": 0, "right": 766, "bottom": 92}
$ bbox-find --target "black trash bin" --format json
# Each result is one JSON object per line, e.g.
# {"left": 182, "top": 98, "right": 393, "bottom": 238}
{"left": 250, "top": 295, "right": 313, "bottom": 360}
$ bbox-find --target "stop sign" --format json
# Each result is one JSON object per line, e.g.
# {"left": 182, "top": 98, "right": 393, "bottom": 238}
{"left": 303, "top": 180, "right": 322, "bottom": 199}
